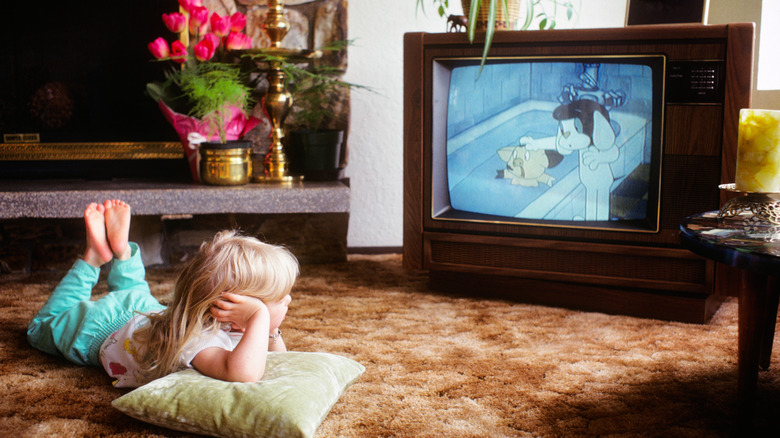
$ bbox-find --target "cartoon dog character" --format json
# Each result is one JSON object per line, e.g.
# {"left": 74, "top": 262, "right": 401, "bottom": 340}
{"left": 496, "top": 145, "right": 563, "bottom": 187}
{"left": 522, "top": 100, "right": 619, "bottom": 220}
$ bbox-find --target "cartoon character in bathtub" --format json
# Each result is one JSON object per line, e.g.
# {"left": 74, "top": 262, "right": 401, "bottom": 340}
{"left": 496, "top": 145, "right": 563, "bottom": 187}
{"left": 521, "top": 100, "right": 619, "bottom": 220}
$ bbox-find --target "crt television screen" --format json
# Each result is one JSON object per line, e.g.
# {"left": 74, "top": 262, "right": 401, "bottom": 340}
{"left": 439, "top": 56, "right": 665, "bottom": 231}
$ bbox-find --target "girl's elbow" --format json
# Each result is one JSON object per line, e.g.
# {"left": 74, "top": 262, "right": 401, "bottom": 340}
{"left": 234, "top": 373, "right": 263, "bottom": 383}
{"left": 229, "top": 366, "right": 265, "bottom": 383}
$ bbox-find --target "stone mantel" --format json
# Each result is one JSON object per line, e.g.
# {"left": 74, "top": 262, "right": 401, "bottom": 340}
{"left": 0, "top": 179, "right": 350, "bottom": 219}
{"left": 0, "top": 179, "right": 350, "bottom": 270}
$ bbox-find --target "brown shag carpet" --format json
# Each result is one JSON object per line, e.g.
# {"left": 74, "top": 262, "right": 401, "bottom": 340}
{"left": 1, "top": 254, "right": 780, "bottom": 437}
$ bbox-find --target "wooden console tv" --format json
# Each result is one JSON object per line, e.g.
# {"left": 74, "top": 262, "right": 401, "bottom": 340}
{"left": 403, "top": 24, "right": 755, "bottom": 323}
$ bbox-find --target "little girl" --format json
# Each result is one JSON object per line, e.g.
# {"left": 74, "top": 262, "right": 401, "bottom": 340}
{"left": 27, "top": 200, "right": 298, "bottom": 388}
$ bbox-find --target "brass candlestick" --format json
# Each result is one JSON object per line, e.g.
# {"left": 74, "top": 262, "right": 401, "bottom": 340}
{"left": 718, "top": 183, "right": 780, "bottom": 225}
{"left": 264, "top": 0, "right": 288, "bottom": 49}
{"left": 253, "top": 0, "right": 302, "bottom": 183}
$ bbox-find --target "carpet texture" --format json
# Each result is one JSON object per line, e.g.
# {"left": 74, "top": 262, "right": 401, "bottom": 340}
{"left": 1, "top": 254, "right": 779, "bottom": 437}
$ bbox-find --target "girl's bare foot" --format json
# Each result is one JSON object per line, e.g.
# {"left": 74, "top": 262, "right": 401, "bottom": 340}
{"left": 83, "top": 203, "right": 113, "bottom": 267}
{"left": 104, "top": 200, "right": 132, "bottom": 261}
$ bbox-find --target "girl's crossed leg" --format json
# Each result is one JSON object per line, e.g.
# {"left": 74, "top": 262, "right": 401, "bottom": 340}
{"left": 31, "top": 202, "right": 112, "bottom": 325}
{"left": 27, "top": 200, "right": 163, "bottom": 366}
{"left": 103, "top": 200, "right": 148, "bottom": 293}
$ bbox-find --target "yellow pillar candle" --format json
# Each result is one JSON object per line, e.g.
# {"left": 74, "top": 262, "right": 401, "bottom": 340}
{"left": 735, "top": 108, "right": 780, "bottom": 192}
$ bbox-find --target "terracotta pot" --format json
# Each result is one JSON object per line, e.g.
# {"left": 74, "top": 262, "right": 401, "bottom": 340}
{"left": 461, "top": 0, "right": 521, "bottom": 31}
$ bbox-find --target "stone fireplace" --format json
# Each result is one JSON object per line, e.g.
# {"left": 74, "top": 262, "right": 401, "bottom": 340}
{"left": 0, "top": 0, "right": 350, "bottom": 178}
{"left": 0, "top": 0, "right": 352, "bottom": 273}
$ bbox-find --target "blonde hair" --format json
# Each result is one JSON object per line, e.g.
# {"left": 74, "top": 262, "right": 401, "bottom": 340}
{"left": 133, "top": 230, "right": 299, "bottom": 382}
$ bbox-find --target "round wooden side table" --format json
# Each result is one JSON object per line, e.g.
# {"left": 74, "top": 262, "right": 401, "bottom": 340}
{"left": 680, "top": 211, "right": 780, "bottom": 424}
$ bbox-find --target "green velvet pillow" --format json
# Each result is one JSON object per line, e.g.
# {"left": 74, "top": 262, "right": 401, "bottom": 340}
{"left": 111, "top": 351, "right": 365, "bottom": 438}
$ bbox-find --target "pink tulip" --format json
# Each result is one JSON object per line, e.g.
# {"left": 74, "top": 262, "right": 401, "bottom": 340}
{"left": 210, "top": 13, "right": 231, "bottom": 38}
{"left": 171, "top": 40, "right": 188, "bottom": 63}
{"left": 177, "top": 0, "right": 202, "bottom": 13}
{"left": 229, "top": 12, "right": 246, "bottom": 32}
{"left": 226, "top": 32, "right": 252, "bottom": 50}
{"left": 203, "top": 33, "right": 221, "bottom": 51}
{"left": 162, "top": 12, "right": 186, "bottom": 33}
{"left": 148, "top": 37, "right": 170, "bottom": 59}
{"left": 194, "top": 39, "right": 216, "bottom": 61}
{"left": 189, "top": 6, "right": 210, "bottom": 33}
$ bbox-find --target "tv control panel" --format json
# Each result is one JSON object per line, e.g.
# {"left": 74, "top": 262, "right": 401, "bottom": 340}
{"left": 666, "top": 60, "right": 725, "bottom": 104}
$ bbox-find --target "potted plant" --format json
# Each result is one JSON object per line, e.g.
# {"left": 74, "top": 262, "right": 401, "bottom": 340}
{"left": 253, "top": 41, "right": 363, "bottom": 181}
{"left": 418, "top": 0, "right": 580, "bottom": 67}
{"left": 145, "top": 0, "right": 261, "bottom": 184}
{"left": 286, "top": 62, "right": 350, "bottom": 181}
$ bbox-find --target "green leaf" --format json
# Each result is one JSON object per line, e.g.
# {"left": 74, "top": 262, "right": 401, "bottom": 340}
{"left": 467, "top": 0, "right": 480, "bottom": 43}
{"left": 418, "top": 0, "right": 450, "bottom": 18}
{"left": 521, "top": 0, "right": 534, "bottom": 30}
{"left": 146, "top": 82, "right": 166, "bottom": 102}
{"left": 479, "top": 0, "right": 498, "bottom": 74}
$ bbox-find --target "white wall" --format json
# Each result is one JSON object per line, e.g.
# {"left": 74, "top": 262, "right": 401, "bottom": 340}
{"left": 708, "top": 0, "right": 780, "bottom": 110}
{"left": 342, "top": 3, "right": 444, "bottom": 249}
{"left": 343, "top": 0, "right": 772, "bottom": 249}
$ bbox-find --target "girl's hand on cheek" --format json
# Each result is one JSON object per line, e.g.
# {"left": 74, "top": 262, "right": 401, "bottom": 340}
{"left": 211, "top": 292, "right": 268, "bottom": 332}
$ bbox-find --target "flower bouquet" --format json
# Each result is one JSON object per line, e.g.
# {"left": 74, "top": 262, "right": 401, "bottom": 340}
{"left": 146, "top": 0, "right": 262, "bottom": 181}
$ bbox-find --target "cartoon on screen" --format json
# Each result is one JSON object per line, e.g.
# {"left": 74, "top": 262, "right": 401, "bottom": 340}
{"left": 446, "top": 60, "right": 653, "bottom": 222}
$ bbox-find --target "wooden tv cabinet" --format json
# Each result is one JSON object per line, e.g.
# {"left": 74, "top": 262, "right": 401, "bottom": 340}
{"left": 403, "top": 24, "right": 754, "bottom": 323}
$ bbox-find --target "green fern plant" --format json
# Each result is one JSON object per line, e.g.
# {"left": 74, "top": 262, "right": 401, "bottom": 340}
{"left": 147, "top": 62, "right": 254, "bottom": 144}
{"left": 284, "top": 64, "right": 352, "bottom": 133}
{"left": 176, "top": 63, "right": 253, "bottom": 143}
